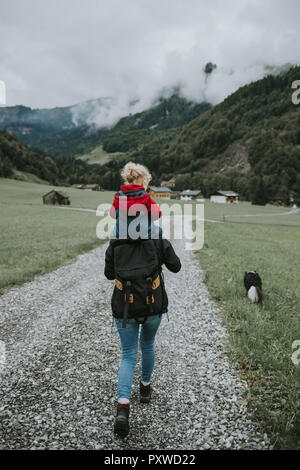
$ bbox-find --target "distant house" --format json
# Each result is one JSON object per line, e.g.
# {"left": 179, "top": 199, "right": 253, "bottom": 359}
{"left": 180, "top": 189, "right": 204, "bottom": 201}
{"left": 210, "top": 190, "right": 239, "bottom": 204}
{"left": 43, "top": 190, "right": 70, "bottom": 205}
{"left": 148, "top": 186, "right": 172, "bottom": 199}
{"left": 72, "top": 184, "right": 85, "bottom": 189}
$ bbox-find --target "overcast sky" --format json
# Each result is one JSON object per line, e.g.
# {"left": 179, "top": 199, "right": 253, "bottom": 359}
{"left": 1, "top": 0, "right": 300, "bottom": 120}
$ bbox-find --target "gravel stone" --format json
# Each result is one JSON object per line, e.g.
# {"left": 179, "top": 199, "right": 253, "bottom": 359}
{"left": 0, "top": 237, "right": 269, "bottom": 449}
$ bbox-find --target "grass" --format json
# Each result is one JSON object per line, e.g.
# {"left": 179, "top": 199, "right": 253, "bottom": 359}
{"left": 156, "top": 198, "right": 299, "bottom": 225}
{"left": 12, "top": 169, "right": 51, "bottom": 185}
{"left": 150, "top": 197, "right": 300, "bottom": 449}
{"left": 0, "top": 178, "right": 114, "bottom": 293}
{"left": 1, "top": 178, "right": 299, "bottom": 448}
{"left": 195, "top": 219, "right": 300, "bottom": 449}
{"left": 0, "top": 177, "right": 115, "bottom": 209}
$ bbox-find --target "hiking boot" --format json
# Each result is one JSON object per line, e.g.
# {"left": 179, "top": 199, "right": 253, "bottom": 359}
{"left": 140, "top": 382, "right": 151, "bottom": 403}
{"left": 114, "top": 404, "right": 130, "bottom": 438}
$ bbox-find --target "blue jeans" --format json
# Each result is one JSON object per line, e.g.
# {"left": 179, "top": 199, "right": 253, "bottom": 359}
{"left": 114, "top": 314, "right": 162, "bottom": 399}
{"left": 110, "top": 210, "right": 163, "bottom": 240}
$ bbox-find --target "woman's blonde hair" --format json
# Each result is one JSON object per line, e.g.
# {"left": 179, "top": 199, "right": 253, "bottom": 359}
{"left": 121, "top": 161, "right": 152, "bottom": 188}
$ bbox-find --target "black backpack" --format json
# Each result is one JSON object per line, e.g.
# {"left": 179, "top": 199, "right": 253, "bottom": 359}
{"left": 111, "top": 238, "right": 166, "bottom": 327}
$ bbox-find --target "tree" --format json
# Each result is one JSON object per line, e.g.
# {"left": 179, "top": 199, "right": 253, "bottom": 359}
{"left": 251, "top": 177, "right": 268, "bottom": 205}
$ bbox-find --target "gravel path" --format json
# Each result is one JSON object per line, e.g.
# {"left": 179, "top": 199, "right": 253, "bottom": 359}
{"left": 0, "top": 237, "right": 269, "bottom": 450}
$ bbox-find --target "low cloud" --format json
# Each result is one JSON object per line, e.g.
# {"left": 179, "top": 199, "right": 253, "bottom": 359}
{"left": 1, "top": 0, "right": 299, "bottom": 128}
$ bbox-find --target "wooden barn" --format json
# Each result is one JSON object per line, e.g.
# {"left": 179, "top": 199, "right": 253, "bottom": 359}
{"left": 148, "top": 186, "right": 171, "bottom": 199}
{"left": 180, "top": 189, "right": 204, "bottom": 201}
{"left": 42, "top": 190, "right": 70, "bottom": 205}
{"left": 210, "top": 190, "right": 239, "bottom": 204}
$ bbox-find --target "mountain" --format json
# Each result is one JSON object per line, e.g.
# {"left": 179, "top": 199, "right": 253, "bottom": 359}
{"left": 0, "top": 129, "right": 112, "bottom": 187}
{"left": 0, "top": 98, "right": 113, "bottom": 157}
{"left": 100, "top": 95, "right": 211, "bottom": 154}
{"left": 0, "top": 130, "right": 59, "bottom": 182}
{"left": 1, "top": 65, "right": 299, "bottom": 205}
{"left": 0, "top": 94, "right": 211, "bottom": 157}
{"left": 100, "top": 66, "right": 300, "bottom": 205}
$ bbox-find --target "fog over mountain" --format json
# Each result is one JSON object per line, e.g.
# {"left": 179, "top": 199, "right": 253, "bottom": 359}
{"left": 68, "top": 62, "right": 293, "bottom": 130}
{"left": 1, "top": 0, "right": 300, "bottom": 128}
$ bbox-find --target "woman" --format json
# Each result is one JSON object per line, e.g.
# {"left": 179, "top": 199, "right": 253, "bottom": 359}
{"left": 104, "top": 162, "right": 181, "bottom": 438}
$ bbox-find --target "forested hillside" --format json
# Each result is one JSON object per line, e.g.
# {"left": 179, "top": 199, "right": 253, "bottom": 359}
{"left": 0, "top": 130, "right": 59, "bottom": 182}
{"left": 101, "top": 66, "right": 300, "bottom": 205}
{"left": 0, "top": 100, "right": 111, "bottom": 158}
{"left": 1, "top": 67, "right": 300, "bottom": 205}
{"left": 0, "top": 130, "right": 106, "bottom": 186}
{"left": 101, "top": 95, "right": 211, "bottom": 153}
{"left": 0, "top": 94, "right": 211, "bottom": 158}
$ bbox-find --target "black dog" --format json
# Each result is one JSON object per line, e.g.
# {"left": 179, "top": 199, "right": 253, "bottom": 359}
{"left": 244, "top": 271, "right": 263, "bottom": 303}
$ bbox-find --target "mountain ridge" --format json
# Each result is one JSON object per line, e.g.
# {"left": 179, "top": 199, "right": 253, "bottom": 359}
{"left": 118, "top": 66, "right": 300, "bottom": 205}
{"left": 1, "top": 65, "right": 299, "bottom": 205}
{"left": 0, "top": 94, "right": 212, "bottom": 157}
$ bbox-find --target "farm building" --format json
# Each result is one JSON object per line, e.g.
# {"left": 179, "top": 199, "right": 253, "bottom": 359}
{"left": 148, "top": 186, "right": 172, "bottom": 199}
{"left": 42, "top": 190, "right": 70, "bottom": 205}
{"left": 180, "top": 189, "right": 204, "bottom": 201}
{"left": 210, "top": 190, "right": 239, "bottom": 204}
{"left": 170, "top": 190, "right": 181, "bottom": 200}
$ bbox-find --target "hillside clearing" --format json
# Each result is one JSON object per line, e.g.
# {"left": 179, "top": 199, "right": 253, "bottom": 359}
{"left": 77, "top": 145, "right": 126, "bottom": 165}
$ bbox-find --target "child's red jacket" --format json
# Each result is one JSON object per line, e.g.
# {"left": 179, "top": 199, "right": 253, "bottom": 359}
{"left": 109, "top": 184, "right": 162, "bottom": 220}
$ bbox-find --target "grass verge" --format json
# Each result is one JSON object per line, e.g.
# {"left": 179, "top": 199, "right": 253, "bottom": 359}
{"left": 195, "top": 220, "right": 300, "bottom": 449}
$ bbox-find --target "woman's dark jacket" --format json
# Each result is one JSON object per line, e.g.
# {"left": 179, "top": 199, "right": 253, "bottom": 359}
{"left": 104, "top": 238, "right": 181, "bottom": 319}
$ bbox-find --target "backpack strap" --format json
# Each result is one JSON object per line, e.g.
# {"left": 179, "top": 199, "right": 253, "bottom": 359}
{"left": 146, "top": 276, "right": 154, "bottom": 314}
{"left": 122, "top": 280, "right": 132, "bottom": 328}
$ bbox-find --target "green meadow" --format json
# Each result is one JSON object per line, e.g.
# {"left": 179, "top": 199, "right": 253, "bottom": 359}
{"left": 0, "top": 178, "right": 114, "bottom": 293}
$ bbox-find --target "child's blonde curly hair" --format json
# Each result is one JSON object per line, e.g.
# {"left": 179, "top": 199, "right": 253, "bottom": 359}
{"left": 121, "top": 162, "right": 152, "bottom": 189}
